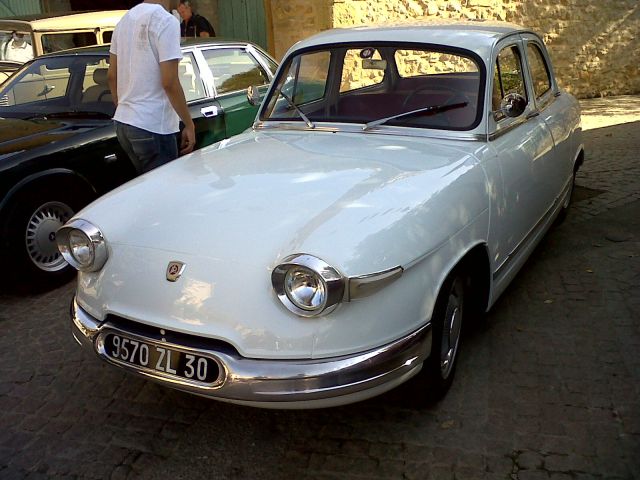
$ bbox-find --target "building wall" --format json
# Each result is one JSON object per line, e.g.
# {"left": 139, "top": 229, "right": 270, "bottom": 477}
{"left": 269, "top": 0, "right": 640, "bottom": 98}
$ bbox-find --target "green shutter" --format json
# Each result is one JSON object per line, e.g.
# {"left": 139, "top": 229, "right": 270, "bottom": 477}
{"left": 0, "top": 0, "right": 43, "bottom": 17}
{"left": 218, "top": 0, "right": 267, "bottom": 51}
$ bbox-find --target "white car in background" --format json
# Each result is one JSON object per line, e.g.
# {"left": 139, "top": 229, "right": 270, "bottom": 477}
{"left": 59, "top": 21, "right": 583, "bottom": 408}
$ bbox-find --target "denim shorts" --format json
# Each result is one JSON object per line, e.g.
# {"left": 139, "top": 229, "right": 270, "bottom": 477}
{"left": 115, "top": 121, "right": 179, "bottom": 174}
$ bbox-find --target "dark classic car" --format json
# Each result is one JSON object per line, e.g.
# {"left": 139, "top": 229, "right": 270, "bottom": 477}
{"left": 0, "top": 39, "right": 277, "bottom": 285}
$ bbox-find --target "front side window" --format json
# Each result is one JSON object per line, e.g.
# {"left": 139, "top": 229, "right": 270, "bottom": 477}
{"left": 527, "top": 43, "right": 552, "bottom": 100}
{"left": 0, "top": 55, "right": 114, "bottom": 117}
{"left": 0, "top": 31, "right": 34, "bottom": 63}
{"left": 492, "top": 45, "right": 527, "bottom": 117}
{"left": 262, "top": 44, "right": 483, "bottom": 131}
{"left": 202, "top": 48, "right": 269, "bottom": 96}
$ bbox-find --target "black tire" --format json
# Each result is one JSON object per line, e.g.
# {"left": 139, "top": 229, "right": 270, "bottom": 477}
{"left": 556, "top": 170, "right": 576, "bottom": 225}
{"left": 410, "top": 271, "right": 467, "bottom": 405}
{"left": 3, "top": 181, "right": 93, "bottom": 288}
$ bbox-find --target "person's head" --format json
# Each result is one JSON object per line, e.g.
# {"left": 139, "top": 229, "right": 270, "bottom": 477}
{"left": 11, "top": 31, "right": 25, "bottom": 45}
{"left": 177, "top": 1, "right": 193, "bottom": 21}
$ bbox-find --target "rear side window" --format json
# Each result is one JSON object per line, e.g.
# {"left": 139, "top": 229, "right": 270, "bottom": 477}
{"left": 41, "top": 32, "right": 98, "bottom": 54}
{"left": 527, "top": 43, "right": 552, "bottom": 100}
{"left": 202, "top": 48, "right": 270, "bottom": 96}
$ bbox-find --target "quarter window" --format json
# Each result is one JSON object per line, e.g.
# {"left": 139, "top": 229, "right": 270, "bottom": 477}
{"left": 527, "top": 43, "right": 552, "bottom": 100}
{"left": 492, "top": 45, "right": 527, "bottom": 117}
{"left": 202, "top": 48, "right": 269, "bottom": 96}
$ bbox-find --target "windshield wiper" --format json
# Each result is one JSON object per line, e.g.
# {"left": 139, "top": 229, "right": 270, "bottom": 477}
{"left": 275, "top": 88, "right": 315, "bottom": 128}
{"left": 362, "top": 101, "right": 468, "bottom": 131}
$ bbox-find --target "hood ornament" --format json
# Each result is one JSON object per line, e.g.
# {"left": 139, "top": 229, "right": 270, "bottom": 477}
{"left": 166, "top": 261, "right": 186, "bottom": 282}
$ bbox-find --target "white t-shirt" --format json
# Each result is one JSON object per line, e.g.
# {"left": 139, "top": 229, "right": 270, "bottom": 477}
{"left": 110, "top": 3, "right": 182, "bottom": 134}
{"left": 3, "top": 39, "right": 33, "bottom": 63}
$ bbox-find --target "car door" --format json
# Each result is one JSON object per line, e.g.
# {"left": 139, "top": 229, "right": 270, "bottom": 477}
{"left": 196, "top": 45, "right": 273, "bottom": 138}
{"left": 179, "top": 50, "right": 227, "bottom": 149}
{"left": 487, "top": 38, "right": 556, "bottom": 275}
{"left": 521, "top": 34, "right": 575, "bottom": 202}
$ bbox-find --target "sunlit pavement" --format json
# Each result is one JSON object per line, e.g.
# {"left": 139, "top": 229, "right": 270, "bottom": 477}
{"left": 0, "top": 96, "right": 638, "bottom": 479}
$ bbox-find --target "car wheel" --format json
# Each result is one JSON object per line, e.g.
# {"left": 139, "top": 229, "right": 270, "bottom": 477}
{"left": 3, "top": 184, "right": 91, "bottom": 287}
{"left": 411, "top": 271, "right": 467, "bottom": 404}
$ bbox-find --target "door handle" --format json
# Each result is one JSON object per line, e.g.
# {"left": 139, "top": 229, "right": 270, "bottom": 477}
{"left": 201, "top": 106, "right": 219, "bottom": 118}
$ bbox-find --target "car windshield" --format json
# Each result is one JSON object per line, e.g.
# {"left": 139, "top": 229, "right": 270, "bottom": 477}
{"left": 261, "top": 43, "right": 483, "bottom": 131}
{"left": 0, "top": 54, "right": 114, "bottom": 118}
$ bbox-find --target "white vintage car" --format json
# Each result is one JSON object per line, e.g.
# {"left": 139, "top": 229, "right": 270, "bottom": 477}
{"left": 59, "top": 22, "right": 583, "bottom": 408}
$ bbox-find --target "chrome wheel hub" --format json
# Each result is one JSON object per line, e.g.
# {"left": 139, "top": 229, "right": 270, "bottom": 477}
{"left": 25, "top": 201, "right": 74, "bottom": 271}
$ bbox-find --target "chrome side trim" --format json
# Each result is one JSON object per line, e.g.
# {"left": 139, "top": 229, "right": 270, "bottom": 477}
{"left": 348, "top": 266, "right": 403, "bottom": 300}
{"left": 70, "top": 297, "right": 432, "bottom": 406}
{"left": 488, "top": 116, "right": 527, "bottom": 141}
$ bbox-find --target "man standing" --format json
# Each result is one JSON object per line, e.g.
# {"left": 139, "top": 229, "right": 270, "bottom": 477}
{"left": 177, "top": 1, "right": 216, "bottom": 38}
{"left": 108, "top": 0, "right": 195, "bottom": 174}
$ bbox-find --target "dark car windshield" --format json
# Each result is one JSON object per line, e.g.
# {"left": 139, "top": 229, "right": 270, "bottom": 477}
{"left": 0, "top": 54, "right": 114, "bottom": 118}
{"left": 261, "top": 43, "right": 484, "bottom": 131}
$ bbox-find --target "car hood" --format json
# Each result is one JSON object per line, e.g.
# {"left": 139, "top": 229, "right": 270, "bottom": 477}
{"left": 0, "top": 117, "right": 108, "bottom": 157}
{"left": 78, "top": 129, "right": 486, "bottom": 276}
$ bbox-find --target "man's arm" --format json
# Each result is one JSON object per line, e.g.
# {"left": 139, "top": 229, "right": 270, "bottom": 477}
{"left": 160, "top": 59, "right": 196, "bottom": 155}
{"left": 107, "top": 53, "right": 118, "bottom": 106}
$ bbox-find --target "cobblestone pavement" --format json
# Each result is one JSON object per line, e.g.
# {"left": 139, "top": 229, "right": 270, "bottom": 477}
{"left": 1, "top": 98, "right": 639, "bottom": 480}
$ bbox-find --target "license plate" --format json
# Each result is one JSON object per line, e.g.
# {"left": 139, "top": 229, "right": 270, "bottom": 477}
{"left": 103, "top": 333, "right": 219, "bottom": 384}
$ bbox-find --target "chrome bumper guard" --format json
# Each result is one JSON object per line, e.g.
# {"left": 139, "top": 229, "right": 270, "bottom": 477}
{"left": 71, "top": 296, "right": 432, "bottom": 408}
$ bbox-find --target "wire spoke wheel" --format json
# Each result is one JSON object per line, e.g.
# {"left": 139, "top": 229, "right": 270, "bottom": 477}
{"left": 25, "top": 201, "right": 74, "bottom": 272}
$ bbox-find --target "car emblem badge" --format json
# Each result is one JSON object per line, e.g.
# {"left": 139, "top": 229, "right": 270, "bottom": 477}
{"left": 166, "top": 261, "right": 186, "bottom": 282}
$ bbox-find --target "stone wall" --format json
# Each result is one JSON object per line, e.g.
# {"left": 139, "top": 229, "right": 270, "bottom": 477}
{"left": 268, "top": 0, "right": 640, "bottom": 98}
{"left": 269, "top": 0, "right": 333, "bottom": 58}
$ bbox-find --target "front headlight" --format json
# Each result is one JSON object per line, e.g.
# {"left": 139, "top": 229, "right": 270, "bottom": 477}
{"left": 272, "top": 254, "right": 345, "bottom": 317}
{"left": 57, "top": 219, "right": 108, "bottom": 272}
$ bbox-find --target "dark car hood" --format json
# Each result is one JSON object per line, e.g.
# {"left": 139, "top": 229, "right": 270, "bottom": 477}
{"left": 0, "top": 116, "right": 110, "bottom": 157}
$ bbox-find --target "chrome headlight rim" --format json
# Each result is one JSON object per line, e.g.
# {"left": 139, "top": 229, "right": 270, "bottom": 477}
{"left": 271, "top": 254, "right": 345, "bottom": 318}
{"left": 56, "top": 219, "right": 108, "bottom": 272}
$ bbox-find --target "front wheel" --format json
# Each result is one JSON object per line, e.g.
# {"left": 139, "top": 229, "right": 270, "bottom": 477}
{"left": 3, "top": 184, "right": 92, "bottom": 287}
{"left": 410, "top": 272, "right": 467, "bottom": 404}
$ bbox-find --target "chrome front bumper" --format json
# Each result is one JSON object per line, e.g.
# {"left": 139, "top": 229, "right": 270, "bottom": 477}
{"left": 71, "top": 297, "right": 432, "bottom": 408}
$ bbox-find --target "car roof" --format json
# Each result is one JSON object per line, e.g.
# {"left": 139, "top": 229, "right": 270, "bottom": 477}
{"left": 0, "top": 10, "right": 127, "bottom": 33}
{"left": 289, "top": 20, "right": 534, "bottom": 60}
{"left": 40, "top": 38, "right": 260, "bottom": 58}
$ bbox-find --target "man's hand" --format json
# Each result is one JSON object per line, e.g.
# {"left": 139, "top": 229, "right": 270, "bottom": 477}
{"left": 180, "top": 122, "right": 196, "bottom": 155}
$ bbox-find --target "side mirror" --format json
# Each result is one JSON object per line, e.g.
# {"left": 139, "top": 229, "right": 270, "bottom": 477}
{"left": 499, "top": 93, "right": 527, "bottom": 118}
{"left": 247, "top": 85, "right": 262, "bottom": 106}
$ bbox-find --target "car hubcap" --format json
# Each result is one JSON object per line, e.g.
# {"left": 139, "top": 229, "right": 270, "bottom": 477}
{"left": 440, "top": 286, "right": 462, "bottom": 379}
{"left": 25, "top": 201, "right": 74, "bottom": 271}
